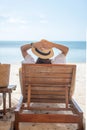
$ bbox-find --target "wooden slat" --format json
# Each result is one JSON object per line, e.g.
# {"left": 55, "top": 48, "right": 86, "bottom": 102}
{"left": 28, "top": 107, "right": 72, "bottom": 111}
{"left": 25, "top": 72, "right": 72, "bottom": 78}
{"left": 25, "top": 84, "right": 71, "bottom": 87}
{"left": 18, "top": 113, "right": 81, "bottom": 123}
{"left": 70, "top": 67, "right": 76, "bottom": 97}
{"left": 23, "top": 98, "right": 66, "bottom": 103}
{"left": 31, "top": 90, "right": 66, "bottom": 95}
{"left": 25, "top": 77, "right": 71, "bottom": 84}
{"left": 31, "top": 86, "right": 66, "bottom": 91}
{"left": 27, "top": 85, "right": 31, "bottom": 108}
{"left": 31, "top": 94, "right": 65, "bottom": 99}
{"left": 23, "top": 65, "right": 74, "bottom": 73}
{"left": 30, "top": 98, "right": 66, "bottom": 103}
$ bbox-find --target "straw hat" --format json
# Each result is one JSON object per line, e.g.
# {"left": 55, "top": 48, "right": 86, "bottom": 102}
{"left": 32, "top": 47, "right": 54, "bottom": 59}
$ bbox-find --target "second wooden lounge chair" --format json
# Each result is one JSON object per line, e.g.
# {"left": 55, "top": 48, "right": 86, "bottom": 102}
{"left": 14, "top": 64, "right": 84, "bottom": 130}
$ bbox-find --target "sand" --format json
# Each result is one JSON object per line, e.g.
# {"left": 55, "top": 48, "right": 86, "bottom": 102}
{"left": 0, "top": 63, "right": 86, "bottom": 130}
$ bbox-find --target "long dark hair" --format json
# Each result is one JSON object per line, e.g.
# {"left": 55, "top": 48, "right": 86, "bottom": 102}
{"left": 36, "top": 58, "right": 51, "bottom": 64}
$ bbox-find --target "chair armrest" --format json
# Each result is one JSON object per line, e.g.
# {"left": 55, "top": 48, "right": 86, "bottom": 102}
{"left": 8, "top": 85, "right": 16, "bottom": 90}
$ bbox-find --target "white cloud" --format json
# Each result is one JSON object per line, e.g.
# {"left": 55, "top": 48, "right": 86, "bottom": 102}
{"left": 39, "top": 14, "right": 46, "bottom": 19}
{"left": 7, "top": 18, "right": 27, "bottom": 24}
{"left": 0, "top": 15, "right": 30, "bottom": 25}
{"left": 39, "top": 13, "right": 48, "bottom": 24}
{"left": 40, "top": 20, "right": 48, "bottom": 24}
{"left": 0, "top": 15, "right": 8, "bottom": 22}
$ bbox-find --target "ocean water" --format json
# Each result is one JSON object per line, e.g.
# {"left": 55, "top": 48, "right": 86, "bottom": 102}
{"left": 0, "top": 41, "right": 86, "bottom": 63}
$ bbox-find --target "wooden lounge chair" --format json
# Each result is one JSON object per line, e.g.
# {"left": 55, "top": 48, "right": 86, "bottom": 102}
{"left": 0, "top": 64, "right": 16, "bottom": 116}
{"left": 14, "top": 64, "right": 84, "bottom": 130}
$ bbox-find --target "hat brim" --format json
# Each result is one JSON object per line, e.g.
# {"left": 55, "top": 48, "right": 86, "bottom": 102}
{"left": 32, "top": 47, "right": 54, "bottom": 59}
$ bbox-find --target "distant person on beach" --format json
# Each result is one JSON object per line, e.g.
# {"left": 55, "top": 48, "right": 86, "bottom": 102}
{"left": 21, "top": 39, "right": 69, "bottom": 64}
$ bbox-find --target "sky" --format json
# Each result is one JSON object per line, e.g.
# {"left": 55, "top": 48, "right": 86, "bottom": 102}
{"left": 0, "top": 0, "right": 86, "bottom": 41}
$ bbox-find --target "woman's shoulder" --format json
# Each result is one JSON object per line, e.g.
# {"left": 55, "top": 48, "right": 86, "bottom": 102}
{"left": 22, "top": 54, "right": 35, "bottom": 63}
{"left": 51, "top": 53, "right": 66, "bottom": 64}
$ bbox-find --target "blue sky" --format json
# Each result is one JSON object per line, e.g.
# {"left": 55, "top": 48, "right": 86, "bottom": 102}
{"left": 0, "top": 0, "right": 86, "bottom": 41}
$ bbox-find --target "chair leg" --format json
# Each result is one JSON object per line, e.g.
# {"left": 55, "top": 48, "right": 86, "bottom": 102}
{"left": 14, "top": 112, "right": 19, "bottom": 130}
{"left": 14, "top": 121, "right": 19, "bottom": 130}
{"left": 78, "top": 118, "right": 84, "bottom": 130}
{"left": 78, "top": 123, "right": 84, "bottom": 130}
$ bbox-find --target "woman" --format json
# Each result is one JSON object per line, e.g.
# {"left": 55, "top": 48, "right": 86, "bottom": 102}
{"left": 21, "top": 39, "right": 69, "bottom": 64}
{"left": 20, "top": 39, "right": 69, "bottom": 94}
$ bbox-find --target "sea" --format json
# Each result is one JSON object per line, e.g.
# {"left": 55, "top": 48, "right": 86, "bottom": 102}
{"left": 0, "top": 41, "right": 86, "bottom": 64}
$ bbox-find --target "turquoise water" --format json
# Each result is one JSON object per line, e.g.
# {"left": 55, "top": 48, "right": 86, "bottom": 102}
{"left": 0, "top": 41, "right": 86, "bottom": 63}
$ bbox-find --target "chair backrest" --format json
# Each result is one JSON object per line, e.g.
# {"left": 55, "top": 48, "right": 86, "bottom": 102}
{"left": 0, "top": 64, "right": 10, "bottom": 87}
{"left": 22, "top": 64, "right": 76, "bottom": 103}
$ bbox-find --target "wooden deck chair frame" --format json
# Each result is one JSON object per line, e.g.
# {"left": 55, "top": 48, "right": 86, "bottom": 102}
{"left": 14, "top": 64, "right": 84, "bottom": 130}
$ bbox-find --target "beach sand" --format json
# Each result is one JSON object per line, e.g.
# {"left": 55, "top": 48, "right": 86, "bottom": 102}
{"left": 0, "top": 63, "right": 86, "bottom": 130}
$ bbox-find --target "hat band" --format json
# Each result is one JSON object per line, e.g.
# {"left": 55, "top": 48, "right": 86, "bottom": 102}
{"left": 35, "top": 48, "right": 51, "bottom": 56}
